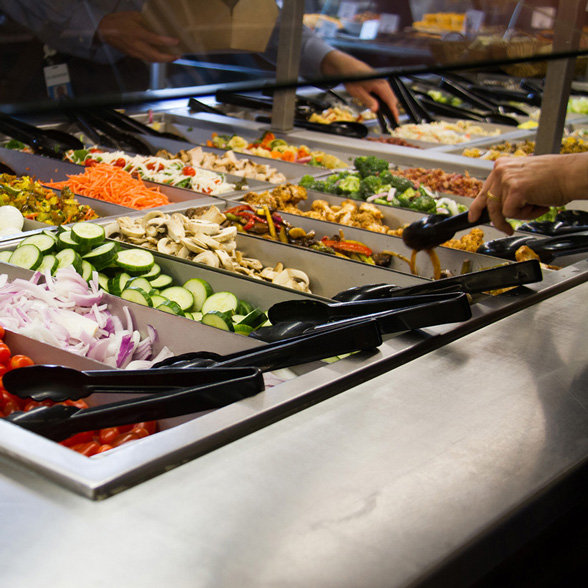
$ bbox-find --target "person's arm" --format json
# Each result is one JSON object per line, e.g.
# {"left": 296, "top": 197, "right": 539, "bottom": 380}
{"left": 468, "top": 153, "right": 588, "bottom": 235}
{"left": 319, "top": 49, "right": 399, "bottom": 121}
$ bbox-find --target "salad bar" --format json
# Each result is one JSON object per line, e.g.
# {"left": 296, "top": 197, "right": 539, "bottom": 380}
{"left": 2, "top": 85, "right": 588, "bottom": 588}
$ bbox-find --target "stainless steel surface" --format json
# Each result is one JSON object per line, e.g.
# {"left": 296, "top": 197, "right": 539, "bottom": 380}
{"left": 535, "top": 1, "right": 586, "bottom": 155}
{"left": 271, "top": 0, "right": 304, "bottom": 133}
{"left": 1, "top": 275, "right": 588, "bottom": 587}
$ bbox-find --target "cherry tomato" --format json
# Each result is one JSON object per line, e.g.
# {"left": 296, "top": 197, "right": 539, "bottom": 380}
{"left": 132, "top": 426, "right": 150, "bottom": 439}
{"left": 0, "top": 343, "right": 11, "bottom": 365}
{"left": 23, "top": 399, "right": 53, "bottom": 412}
{"left": 134, "top": 421, "right": 157, "bottom": 435}
{"left": 114, "top": 158, "right": 126, "bottom": 168}
{"left": 84, "top": 158, "right": 98, "bottom": 167}
{"left": 0, "top": 325, "right": 5, "bottom": 339}
{"left": 99, "top": 427, "right": 120, "bottom": 445}
{"left": 182, "top": 166, "right": 196, "bottom": 176}
{"left": 70, "top": 441, "right": 101, "bottom": 457}
{"left": 112, "top": 431, "right": 140, "bottom": 447}
{"left": 0, "top": 365, "right": 9, "bottom": 378}
{"left": 2, "top": 399, "right": 20, "bottom": 416}
{"left": 97, "top": 444, "right": 113, "bottom": 453}
{"left": 64, "top": 399, "right": 89, "bottom": 410}
{"left": 9, "top": 355, "right": 34, "bottom": 370}
{"left": 60, "top": 430, "right": 96, "bottom": 447}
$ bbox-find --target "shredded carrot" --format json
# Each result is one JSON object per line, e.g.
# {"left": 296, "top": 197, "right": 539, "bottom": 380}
{"left": 44, "top": 163, "right": 170, "bottom": 210}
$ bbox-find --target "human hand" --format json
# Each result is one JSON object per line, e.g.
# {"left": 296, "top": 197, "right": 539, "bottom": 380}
{"left": 97, "top": 12, "right": 181, "bottom": 63}
{"left": 468, "top": 153, "right": 588, "bottom": 235}
{"left": 320, "top": 50, "right": 399, "bottom": 122}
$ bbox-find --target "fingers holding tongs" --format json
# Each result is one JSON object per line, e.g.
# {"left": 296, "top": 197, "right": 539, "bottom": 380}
{"left": 371, "top": 92, "right": 399, "bottom": 134}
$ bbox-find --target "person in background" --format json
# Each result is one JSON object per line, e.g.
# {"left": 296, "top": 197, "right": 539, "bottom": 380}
{"left": 468, "top": 153, "right": 588, "bottom": 234}
{"left": 0, "top": 1, "right": 398, "bottom": 119}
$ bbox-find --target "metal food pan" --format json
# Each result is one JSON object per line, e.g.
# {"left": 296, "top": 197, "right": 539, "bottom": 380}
{"left": 438, "top": 131, "right": 538, "bottom": 156}
{"left": 91, "top": 202, "right": 430, "bottom": 296}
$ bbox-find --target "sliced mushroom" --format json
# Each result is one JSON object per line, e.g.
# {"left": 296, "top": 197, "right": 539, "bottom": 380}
{"left": 180, "top": 237, "right": 207, "bottom": 254}
{"left": 157, "top": 238, "right": 179, "bottom": 256}
{"left": 194, "top": 250, "right": 220, "bottom": 268}
{"left": 216, "top": 250, "right": 235, "bottom": 271}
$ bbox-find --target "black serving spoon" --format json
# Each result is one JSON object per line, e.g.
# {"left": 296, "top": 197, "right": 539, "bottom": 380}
{"left": 268, "top": 292, "right": 461, "bottom": 325}
{"left": 1, "top": 365, "right": 255, "bottom": 402}
{"left": 518, "top": 210, "right": 588, "bottom": 236}
{"left": 477, "top": 231, "right": 588, "bottom": 263}
{"left": 332, "top": 259, "right": 543, "bottom": 302}
{"left": 5, "top": 366, "right": 264, "bottom": 442}
{"left": 253, "top": 292, "right": 471, "bottom": 343}
{"left": 402, "top": 208, "right": 491, "bottom": 251}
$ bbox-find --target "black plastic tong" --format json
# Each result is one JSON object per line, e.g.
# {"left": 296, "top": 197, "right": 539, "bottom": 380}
{"left": 4, "top": 366, "right": 264, "bottom": 442}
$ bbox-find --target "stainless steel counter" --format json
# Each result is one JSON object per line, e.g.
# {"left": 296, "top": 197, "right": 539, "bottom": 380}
{"left": 1, "top": 279, "right": 587, "bottom": 587}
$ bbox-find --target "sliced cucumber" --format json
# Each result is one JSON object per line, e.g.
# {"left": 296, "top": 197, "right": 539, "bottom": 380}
{"left": 121, "top": 286, "right": 153, "bottom": 307}
{"left": 107, "top": 272, "right": 131, "bottom": 296}
{"left": 97, "top": 272, "right": 110, "bottom": 292}
{"left": 201, "top": 310, "right": 235, "bottom": 331}
{"left": 149, "top": 274, "right": 173, "bottom": 289}
{"left": 201, "top": 291, "right": 239, "bottom": 316}
{"left": 55, "top": 248, "right": 83, "bottom": 273}
{"left": 156, "top": 300, "right": 184, "bottom": 316}
{"left": 17, "top": 233, "right": 56, "bottom": 254}
{"left": 232, "top": 314, "right": 246, "bottom": 324}
{"left": 37, "top": 254, "right": 59, "bottom": 274}
{"left": 236, "top": 300, "right": 254, "bottom": 316}
{"left": 160, "top": 286, "right": 194, "bottom": 312}
{"left": 234, "top": 323, "right": 254, "bottom": 336}
{"left": 183, "top": 278, "right": 213, "bottom": 312}
{"left": 141, "top": 263, "right": 162, "bottom": 281}
{"left": 83, "top": 242, "right": 118, "bottom": 271}
{"left": 126, "top": 277, "right": 153, "bottom": 293}
{"left": 81, "top": 260, "right": 95, "bottom": 282}
{"left": 192, "top": 311, "right": 203, "bottom": 322}
{"left": 239, "top": 307, "right": 268, "bottom": 329}
{"left": 57, "top": 230, "right": 84, "bottom": 252}
{"left": 8, "top": 244, "right": 42, "bottom": 270}
{"left": 70, "top": 222, "right": 105, "bottom": 247}
{"left": 0, "top": 250, "right": 13, "bottom": 263}
{"left": 116, "top": 248, "right": 155, "bottom": 273}
{"left": 150, "top": 294, "right": 168, "bottom": 308}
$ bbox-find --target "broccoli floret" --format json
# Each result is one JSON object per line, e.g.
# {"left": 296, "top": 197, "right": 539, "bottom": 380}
{"left": 299, "top": 175, "right": 316, "bottom": 189}
{"left": 353, "top": 155, "right": 390, "bottom": 178}
{"left": 379, "top": 170, "right": 394, "bottom": 185}
{"left": 348, "top": 190, "right": 363, "bottom": 200}
{"left": 324, "top": 174, "right": 340, "bottom": 186}
{"left": 359, "top": 176, "right": 382, "bottom": 198}
{"left": 311, "top": 181, "right": 327, "bottom": 193}
{"left": 412, "top": 193, "right": 437, "bottom": 213}
{"left": 338, "top": 175, "right": 361, "bottom": 193}
{"left": 396, "top": 187, "right": 417, "bottom": 208}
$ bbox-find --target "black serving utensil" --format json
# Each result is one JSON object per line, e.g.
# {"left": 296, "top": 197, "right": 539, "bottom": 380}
{"left": 154, "top": 319, "right": 383, "bottom": 369}
{"left": 371, "top": 92, "right": 398, "bottom": 134}
{"left": 254, "top": 292, "right": 471, "bottom": 342}
{"left": 96, "top": 108, "right": 187, "bottom": 141}
{"left": 255, "top": 115, "right": 369, "bottom": 139}
{"left": 388, "top": 76, "right": 432, "bottom": 124}
{"left": 76, "top": 109, "right": 154, "bottom": 155}
{"left": 518, "top": 210, "right": 588, "bottom": 236}
{"left": 415, "top": 94, "right": 519, "bottom": 126}
{"left": 1, "top": 365, "right": 252, "bottom": 402}
{"left": 188, "top": 97, "right": 227, "bottom": 116}
{"left": 0, "top": 160, "right": 17, "bottom": 175}
{"left": 477, "top": 231, "right": 588, "bottom": 263}
{"left": 66, "top": 108, "right": 118, "bottom": 149}
{"left": 268, "top": 292, "right": 461, "bottom": 325}
{"left": 332, "top": 259, "right": 543, "bottom": 302}
{"left": 5, "top": 367, "right": 263, "bottom": 442}
{"left": 467, "top": 84, "right": 541, "bottom": 107}
{"left": 402, "top": 208, "right": 491, "bottom": 251}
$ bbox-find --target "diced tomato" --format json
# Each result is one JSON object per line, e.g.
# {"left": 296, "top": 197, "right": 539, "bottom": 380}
{"left": 182, "top": 166, "right": 196, "bottom": 176}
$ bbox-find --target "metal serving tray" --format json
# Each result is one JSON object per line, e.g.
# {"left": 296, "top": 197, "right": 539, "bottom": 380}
{"left": 0, "top": 144, "right": 264, "bottom": 201}
{"left": 2, "top": 247, "right": 588, "bottom": 499}
{"left": 91, "top": 203, "right": 430, "bottom": 297}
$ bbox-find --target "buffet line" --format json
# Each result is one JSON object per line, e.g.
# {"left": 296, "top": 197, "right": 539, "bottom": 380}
{"left": 2, "top": 79, "right": 588, "bottom": 498}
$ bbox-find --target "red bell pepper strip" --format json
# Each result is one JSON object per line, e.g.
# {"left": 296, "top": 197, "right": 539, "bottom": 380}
{"left": 320, "top": 238, "right": 373, "bottom": 256}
